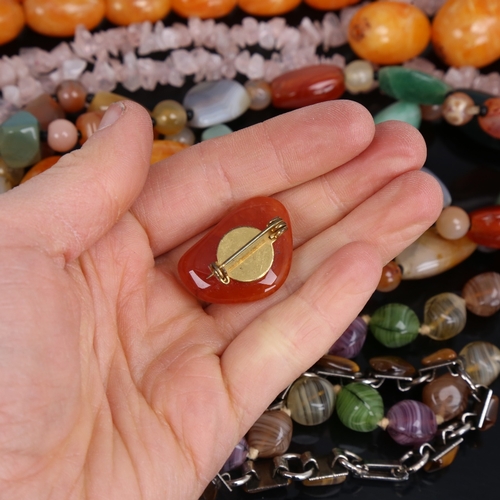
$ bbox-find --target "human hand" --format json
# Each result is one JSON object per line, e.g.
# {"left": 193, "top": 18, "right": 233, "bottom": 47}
{"left": 0, "top": 100, "right": 442, "bottom": 499}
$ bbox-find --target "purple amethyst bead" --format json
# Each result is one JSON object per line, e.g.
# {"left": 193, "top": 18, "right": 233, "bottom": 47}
{"left": 387, "top": 400, "right": 437, "bottom": 447}
{"left": 221, "top": 437, "right": 249, "bottom": 473}
{"left": 328, "top": 317, "right": 367, "bottom": 358}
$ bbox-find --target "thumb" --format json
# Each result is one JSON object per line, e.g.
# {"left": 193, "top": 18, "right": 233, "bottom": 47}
{"left": 0, "top": 101, "right": 153, "bottom": 263}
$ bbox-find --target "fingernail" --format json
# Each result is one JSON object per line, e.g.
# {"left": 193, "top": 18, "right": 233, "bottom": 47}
{"left": 97, "top": 101, "right": 125, "bottom": 130}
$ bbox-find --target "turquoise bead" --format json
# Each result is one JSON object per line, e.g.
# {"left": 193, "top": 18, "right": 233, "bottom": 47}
{"left": 336, "top": 383, "right": 384, "bottom": 432}
{"left": 201, "top": 124, "right": 233, "bottom": 141}
{"left": 369, "top": 303, "right": 420, "bottom": 348}
{"left": 374, "top": 101, "right": 422, "bottom": 129}
{"left": 378, "top": 66, "right": 452, "bottom": 105}
{"left": 0, "top": 111, "right": 41, "bottom": 169}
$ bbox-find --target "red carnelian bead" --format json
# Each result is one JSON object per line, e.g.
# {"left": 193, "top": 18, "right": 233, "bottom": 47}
{"left": 178, "top": 197, "right": 293, "bottom": 304}
{"left": 468, "top": 206, "right": 500, "bottom": 248}
{"left": 478, "top": 98, "right": 500, "bottom": 139}
{"left": 271, "top": 65, "right": 345, "bottom": 109}
{"left": 171, "top": 0, "right": 236, "bottom": 18}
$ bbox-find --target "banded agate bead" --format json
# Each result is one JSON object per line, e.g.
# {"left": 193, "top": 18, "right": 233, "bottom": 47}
{"left": 422, "top": 293, "right": 467, "bottom": 341}
{"left": 328, "top": 316, "right": 367, "bottom": 358}
{"left": 478, "top": 98, "right": 500, "bottom": 139}
{"left": 386, "top": 400, "right": 437, "bottom": 446}
{"left": 105, "top": 0, "right": 171, "bottom": 25}
{"left": 246, "top": 410, "right": 293, "bottom": 458}
{"left": 436, "top": 206, "right": 470, "bottom": 240}
{"left": 468, "top": 206, "right": 500, "bottom": 248}
{"left": 23, "top": 93, "right": 65, "bottom": 131}
{"left": 171, "top": 0, "right": 236, "bottom": 18}
{"left": 287, "top": 375, "right": 336, "bottom": 426}
{"left": 336, "top": 383, "right": 384, "bottom": 432}
{"left": 0, "top": 0, "right": 25, "bottom": 46}
{"left": 238, "top": 0, "right": 301, "bottom": 16}
{"left": 462, "top": 272, "right": 500, "bottom": 317}
{"left": 460, "top": 341, "right": 500, "bottom": 386}
{"left": 369, "top": 304, "right": 420, "bottom": 348}
{"left": 377, "top": 261, "right": 402, "bottom": 292}
{"left": 222, "top": 437, "right": 248, "bottom": 473}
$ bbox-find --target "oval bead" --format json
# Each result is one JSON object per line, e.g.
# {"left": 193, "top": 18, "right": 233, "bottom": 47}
{"left": 344, "top": 59, "right": 374, "bottom": 95}
{"left": 244, "top": 80, "right": 272, "bottom": 111}
{"left": 336, "top": 383, "right": 384, "bottom": 432}
{"left": 386, "top": 400, "right": 437, "bottom": 446}
{"left": 56, "top": 80, "right": 88, "bottom": 114}
{"left": 421, "top": 168, "right": 452, "bottom": 208}
{"left": 183, "top": 80, "right": 251, "bottom": 128}
{"left": 87, "top": 91, "right": 128, "bottom": 112}
{"left": 171, "top": 0, "right": 235, "bottom": 18}
{"left": 0, "top": 0, "right": 25, "bottom": 46}
{"left": 460, "top": 341, "right": 500, "bottom": 386}
{"left": 106, "top": 0, "right": 171, "bottom": 25}
{"left": 478, "top": 98, "right": 500, "bottom": 139}
{"left": 152, "top": 100, "right": 187, "bottom": 136}
{"left": 21, "top": 156, "right": 61, "bottom": 184}
{"left": 75, "top": 111, "right": 104, "bottom": 145}
{"left": 396, "top": 227, "right": 477, "bottom": 280}
{"left": 462, "top": 272, "right": 500, "bottom": 317}
{"left": 378, "top": 67, "right": 452, "bottom": 106}
{"left": 287, "top": 375, "right": 336, "bottom": 426}
{"left": 422, "top": 293, "right": 467, "bottom": 341}
{"left": 373, "top": 101, "right": 421, "bottom": 129}
{"left": 328, "top": 316, "right": 367, "bottom": 359}
{"left": 436, "top": 206, "right": 470, "bottom": 240}
{"left": 271, "top": 65, "right": 345, "bottom": 109}
{"left": 377, "top": 261, "right": 402, "bottom": 292}
{"left": 468, "top": 206, "right": 500, "bottom": 248}
{"left": 422, "top": 373, "right": 470, "bottom": 422}
{"left": 150, "top": 140, "right": 188, "bottom": 165}
{"left": 23, "top": 93, "right": 65, "bottom": 131}
{"left": 246, "top": 410, "right": 293, "bottom": 458}
{"left": 221, "top": 437, "right": 248, "bottom": 473}
{"left": 314, "top": 355, "right": 360, "bottom": 375}
{"left": 369, "top": 356, "right": 416, "bottom": 377}
{"left": 421, "top": 348, "right": 458, "bottom": 367}
{"left": 238, "top": 0, "right": 301, "bottom": 16}
{"left": 369, "top": 303, "right": 420, "bottom": 348}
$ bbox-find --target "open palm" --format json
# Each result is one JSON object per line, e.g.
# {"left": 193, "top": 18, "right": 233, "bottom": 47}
{"left": 0, "top": 101, "right": 441, "bottom": 500}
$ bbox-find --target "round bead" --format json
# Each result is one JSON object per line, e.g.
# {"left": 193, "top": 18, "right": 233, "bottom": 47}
{"left": 386, "top": 400, "right": 437, "bottom": 447}
{"left": 76, "top": 111, "right": 103, "bottom": 145}
{"left": 460, "top": 341, "right": 500, "bottom": 386}
{"left": 0, "top": 0, "right": 25, "bottom": 46}
{"left": 328, "top": 316, "right": 367, "bottom": 359}
{"left": 152, "top": 100, "right": 187, "bottom": 136}
{"left": 304, "top": 0, "right": 361, "bottom": 9}
{"left": 21, "top": 156, "right": 61, "bottom": 184}
{"left": 462, "top": 272, "right": 500, "bottom": 317}
{"left": 478, "top": 98, "right": 500, "bottom": 139}
{"left": 336, "top": 383, "right": 384, "bottom": 432}
{"left": 47, "top": 119, "right": 79, "bottom": 153}
{"left": 56, "top": 80, "right": 88, "bottom": 113}
{"left": 246, "top": 410, "right": 293, "bottom": 458}
{"left": 347, "top": 1, "right": 431, "bottom": 65}
{"left": 221, "top": 437, "right": 248, "bottom": 473}
{"left": 244, "top": 80, "right": 272, "bottom": 111}
{"left": 442, "top": 92, "right": 476, "bottom": 127}
{"left": 165, "top": 127, "right": 196, "bottom": 146}
{"left": 287, "top": 375, "right": 336, "bottom": 426}
{"left": 423, "top": 293, "right": 467, "bottom": 341}
{"left": 369, "top": 303, "right": 420, "bottom": 348}
{"left": 436, "top": 206, "right": 470, "bottom": 240}
{"left": 171, "top": 0, "right": 235, "bottom": 18}
{"left": 420, "top": 104, "right": 443, "bottom": 122}
{"left": 343, "top": 60, "right": 374, "bottom": 94}
{"left": 106, "top": 0, "right": 171, "bottom": 25}
{"left": 377, "top": 261, "right": 402, "bottom": 292}
{"left": 238, "top": 0, "right": 301, "bottom": 16}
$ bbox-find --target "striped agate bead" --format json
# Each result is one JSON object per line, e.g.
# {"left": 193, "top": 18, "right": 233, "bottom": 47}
{"left": 328, "top": 316, "right": 367, "bottom": 358}
{"left": 246, "top": 410, "right": 293, "bottom": 458}
{"left": 423, "top": 292, "right": 467, "bottom": 340}
{"left": 369, "top": 303, "right": 420, "bottom": 348}
{"left": 462, "top": 272, "right": 500, "bottom": 316}
{"left": 460, "top": 341, "right": 500, "bottom": 386}
{"left": 286, "top": 375, "right": 336, "bottom": 426}
{"left": 386, "top": 400, "right": 437, "bottom": 446}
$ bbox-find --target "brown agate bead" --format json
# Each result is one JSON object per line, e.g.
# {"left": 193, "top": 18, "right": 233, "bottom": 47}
{"left": 478, "top": 98, "right": 500, "bottom": 139}
{"left": 0, "top": 0, "right": 25, "bottom": 46}
{"left": 106, "top": 0, "right": 171, "bottom": 26}
{"left": 172, "top": 0, "right": 235, "bottom": 19}
{"left": 482, "top": 395, "right": 499, "bottom": 431}
{"left": 246, "top": 410, "right": 292, "bottom": 458}
{"left": 420, "top": 104, "right": 443, "bottom": 122}
{"left": 23, "top": 93, "right": 65, "bottom": 131}
{"left": 56, "top": 81, "right": 87, "bottom": 113}
{"left": 369, "top": 356, "right": 416, "bottom": 377}
{"left": 421, "top": 348, "right": 458, "bottom": 367}
{"left": 422, "top": 373, "right": 470, "bottom": 422}
{"left": 442, "top": 92, "right": 476, "bottom": 126}
{"left": 462, "top": 272, "right": 500, "bottom": 316}
{"left": 76, "top": 111, "right": 104, "bottom": 145}
{"left": 377, "top": 261, "right": 402, "bottom": 292}
{"left": 315, "top": 354, "right": 360, "bottom": 374}
{"left": 424, "top": 446, "right": 459, "bottom": 472}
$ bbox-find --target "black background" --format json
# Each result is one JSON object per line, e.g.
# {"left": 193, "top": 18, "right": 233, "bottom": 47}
{"left": 2, "top": 2, "right": 500, "bottom": 499}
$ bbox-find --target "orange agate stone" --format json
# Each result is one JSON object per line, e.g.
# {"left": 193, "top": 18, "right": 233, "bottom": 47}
{"left": 271, "top": 65, "right": 345, "bottom": 109}
{"left": 24, "top": 0, "right": 106, "bottom": 37}
{"left": 348, "top": 1, "right": 431, "bottom": 65}
{"left": 21, "top": 156, "right": 61, "bottom": 184}
{"left": 178, "top": 197, "right": 293, "bottom": 303}
{"left": 171, "top": 0, "right": 236, "bottom": 19}
{"left": 106, "top": 0, "right": 171, "bottom": 26}
{"left": 238, "top": 0, "right": 301, "bottom": 16}
{"left": 0, "top": 0, "right": 25, "bottom": 45}
{"left": 468, "top": 206, "right": 500, "bottom": 248}
{"left": 150, "top": 140, "right": 188, "bottom": 165}
{"left": 304, "top": 0, "right": 361, "bottom": 9}
{"left": 432, "top": 0, "right": 500, "bottom": 68}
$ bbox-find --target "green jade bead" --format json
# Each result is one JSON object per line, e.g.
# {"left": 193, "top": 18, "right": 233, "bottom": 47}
{"left": 0, "top": 111, "right": 41, "bottom": 169}
{"left": 336, "top": 383, "right": 384, "bottom": 432}
{"left": 378, "top": 66, "right": 452, "bottom": 105}
{"left": 374, "top": 101, "right": 422, "bottom": 128}
{"left": 201, "top": 124, "right": 232, "bottom": 141}
{"left": 369, "top": 303, "right": 420, "bottom": 348}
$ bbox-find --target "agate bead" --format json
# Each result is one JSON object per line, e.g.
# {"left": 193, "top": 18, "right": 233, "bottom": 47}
{"left": 386, "top": 400, "right": 437, "bottom": 447}
{"left": 442, "top": 92, "right": 476, "bottom": 127}
{"left": 246, "top": 410, "right": 293, "bottom": 458}
{"left": 76, "top": 111, "right": 103, "bottom": 145}
{"left": 422, "top": 293, "right": 467, "bottom": 341}
{"left": 424, "top": 447, "right": 459, "bottom": 472}
{"left": 336, "top": 383, "right": 384, "bottom": 432}
{"left": 244, "top": 80, "right": 272, "bottom": 111}
{"left": 369, "top": 303, "right": 420, "bottom": 348}
{"left": 150, "top": 140, "right": 188, "bottom": 164}
{"left": 21, "top": 156, "right": 61, "bottom": 184}
{"left": 221, "top": 437, "right": 248, "bottom": 473}
{"left": 23, "top": 93, "right": 65, "bottom": 131}
{"left": 152, "top": 100, "right": 187, "bottom": 136}
{"left": 478, "top": 98, "right": 500, "bottom": 139}
{"left": 47, "top": 119, "right": 79, "bottom": 153}
{"left": 343, "top": 60, "right": 374, "bottom": 95}
{"left": 328, "top": 316, "right": 367, "bottom": 359}
{"left": 56, "top": 80, "right": 88, "bottom": 113}
{"left": 201, "top": 124, "right": 232, "bottom": 141}
{"left": 468, "top": 206, "right": 500, "bottom": 248}
{"left": 436, "top": 206, "right": 470, "bottom": 240}
{"left": 377, "top": 261, "right": 402, "bottom": 292}
{"left": 171, "top": 0, "right": 236, "bottom": 19}
{"left": 87, "top": 91, "right": 127, "bottom": 112}
{"left": 165, "top": 127, "right": 196, "bottom": 146}
{"left": 420, "top": 104, "right": 443, "bottom": 122}
{"left": 462, "top": 272, "right": 500, "bottom": 317}
{"left": 238, "top": 0, "right": 301, "bottom": 16}
{"left": 421, "top": 348, "right": 458, "bottom": 367}
{"left": 460, "top": 341, "right": 500, "bottom": 386}
{"left": 369, "top": 356, "right": 416, "bottom": 377}
{"left": 314, "top": 355, "right": 360, "bottom": 375}
{"left": 287, "top": 375, "right": 336, "bottom": 426}
{"left": 106, "top": 0, "right": 171, "bottom": 25}
{"left": 0, "top": 0, "right": 25, "bottom": 46}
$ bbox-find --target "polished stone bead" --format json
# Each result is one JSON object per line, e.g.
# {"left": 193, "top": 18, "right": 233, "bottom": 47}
{"left": 221, "top": 437, "right": 248, "bottom": 473}
{"left": 421, "top": 348, "right": 458, "bottom": 367}
{"left": 336, "top": 383, "right": 384, "bottom": 432}
{"left": 24, "top": 0, "right": 105, "bottom": 37}
{"left": 422, "top": 293, "right": 467, "bottom": 341}
{"left": 344, "top": 60, "right": 374, "bottom": 95}
{"left": 328, "top": 316, "right": 367, "bottom": 359}
{"left": 482, "top": 395, "right": 499, "bottom": 431}
{"left": 373, "top": 101, "right": 422, "bottom": 129}
{"left": 460, "top": 341, "right": 500, "bottom": 386}
{"left": 424, "top": 446, "right": 459, "bottom": 472}
{"left": 0, "top": 111, "right": 41, "bottom": 169}
{"left": 271, "top": 65, "right": 345, "bottom": 109}
{"left": 436, "top": 206, "right": 470, "bottom": 240}
{"left": 422, "top": 373, "right": 470, "bottom": 422}
{"left": 287, "top": 375, "right": 336, "bottom": 426}
{"left": 150, "top": 140, "right": 188, "bottom": 165}
{"left": 23, "top": 93, "right": 65, "bottom": 131}
{"left": 172, "top": 0, "right": 236, "bottom": 18}
{"left": 246, "top": 410, "right": 293, "bottom": 458}
{"left": 183, "top": 80, "right": 251, "bottom": 129}
{"left": 87, "top": 91, "right": 127, "bottom": 113}
{"left": 478, "top": 98, "right": 500, "bottom": 139}
{"left": 386, "top": 400, "right": 437, "bottom": 446}
{"left": 462, "top": 272, "right": 500, "bottom": 317}
{"left": 21, "top": 155, "right": 61, "bottom": 184}
{"left": 152, "top": 100, "right": 187, "bottom": 136}
{"left": 305, "top": 0, "right": 360, "bottom": 10}
{"left": 75, "top": 111, "right": 103, "bottom": 145}
{"left": 369, "top": 356, "right": 416, "bottom": 377}
{"left": 378, "top": 67, "right": 451, "bottom": 105}
{"left": 369, "top": 303, "right": 420, "bottom": 348}
{"left": 106, "top": 0, "right": 171, "bottom": 25}
{"left": 396, "top": 227, "right": 477, "bottom": 280}
{"left": 165, "top": 127, "right": 196, "bottom": 146}
{"left": 201, "top": 124, "right": 232, "bottom": 141}
{"left": 420, "top": 104, "right": 443, "bottom": 122}
{"left": 314, "top": 355, "right": 360, "bottom": 375}
{"left": 442, "top": 92, "right": 476, "bottom": 126}
{"left": 377, "top": 261, "right": 402, "bottom": 292}
{"left": 421, "top": 167, "right": 452, "bottom": 208}
{"left": 56, "top": 80, "right": 88, "bottom": 114}
{"left": 238, "top": 0, "right": 301, "bottom": 16}
{"left": 0, "top": 0, "right": 25, "bottom": 46}
{"left": 47, "top": 118, "right": 78, "bottom": 152}
{"left": 244, "top": 80, "right": 272, "bottom": 111}
{"left": 468, "top": 206, "right": 500, "bottom": 248}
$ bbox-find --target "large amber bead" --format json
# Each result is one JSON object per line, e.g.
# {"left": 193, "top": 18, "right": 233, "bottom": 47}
{"left": 0, "top": 0, "right": 25, "bottom": 46}
{"left": 106, "top": 0, "right": 171, "bottom": 26}
{"left": 304, "top": 0, "right": 361, "bottom": 9}
{"left": 432, "top": 0, "right": 500, "bottom": 68}
{"left": 238, "top": 0, "right": 301, "bottom": 16}
{"left": 171, "top": 0, "right": 235, "bottom": 18}
{"left": 347, "top": 1, "right": 431, "bottom": 65}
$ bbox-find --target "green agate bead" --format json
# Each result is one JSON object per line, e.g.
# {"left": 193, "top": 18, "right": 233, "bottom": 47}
{"left": 369, "top": 303, "right": 420, "bottom": 348}
{"left": 201, "top": 124, "right": 232, "bottom": 141}
{"left": 336, "top": 383, "right": 384, "bottom": 432}
{"left": 374, "top": 101, "right": 422, "bottom": 129}
{"left": 0, "top": 111, "right": 41, "bottom": 169}
{"left": 378, "top": 66, "right": 452, "bottom": 105}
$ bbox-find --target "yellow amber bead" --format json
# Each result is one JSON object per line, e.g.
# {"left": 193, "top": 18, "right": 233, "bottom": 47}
{"left": 106, "top": 0, "right": 171, "bottom": 26}
{"left": 304, "top": 0, "right": 361, "bottom": 9}
{"left": 0, "top": 0, "right": 25, "bottom": 46}
{"left": 238, "top": 0, "right": 301, "bottom": 16}
{"left": 151, "top": 100, "right": 187, "bottom": 136}
{"left": 347, "top": 1, "right": 431, "bottom": 65}
{"left": 87, "top": 92, "right": 128, "bottom": 113}
{"left": 24, "top": 0, "right": 105, "bottom": 37}
{"left": 171, "top": 0, "right": 236, "bottom": 18}
{"left": 150, "top": 140, "right": 188, "bottom": 165}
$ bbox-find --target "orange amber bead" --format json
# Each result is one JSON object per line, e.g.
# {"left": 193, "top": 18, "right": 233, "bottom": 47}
{"left": 150, "top": 140, "right": 188, "bottom": 165}
{"left": 348, "top": 1, "right": 431, "bottom": 65}
{"left": 171, "top": 0, "right": 235, "bottom": 19}
{"left": 21, "top": 156, "right": 61, "bottom": 184}
{"left": 0, "top": 0, "right": 25, "bottom": 45}
{"left": 24, "top": 0, "right": 106, "bottom": 37}
{"left": 432, "top": 0, "right": 500, "bottom": 68}
{"left": 238, "top": 0, "right": 301, "bottom": 16}
{"left": 106, "top": 0, "right": 171, "bottom": 26}
{"left": 304, "top": 0, "right": 361, "bottom": 9}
